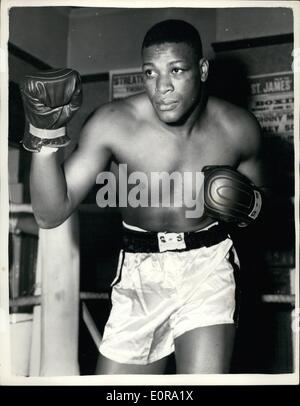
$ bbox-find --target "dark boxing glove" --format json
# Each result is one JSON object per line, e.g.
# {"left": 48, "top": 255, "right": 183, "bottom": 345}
{"left": 20, "top": 68, "right": 82, "bottom": 152}
{"left": 203, "top": 165, "right": 262, "bottom": 227}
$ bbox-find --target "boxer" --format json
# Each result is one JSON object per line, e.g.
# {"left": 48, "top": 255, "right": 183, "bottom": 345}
{"left": 20, "top": 20, "right": 265, "bottom": 374}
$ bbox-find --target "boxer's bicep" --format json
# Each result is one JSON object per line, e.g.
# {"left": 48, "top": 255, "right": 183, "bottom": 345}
{"left": 237, "top": 154, "right": 265, "bottom": 188}
{"left": 236, "top": 114, "right": 266, "bottom": 188}
{"left": 64, "top": 111, "right": 113, "bottom": 211}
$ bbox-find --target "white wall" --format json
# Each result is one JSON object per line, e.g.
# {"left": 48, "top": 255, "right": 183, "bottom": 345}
{"left": 9, "top": 7, "right": 70, "bottom": 67}
{"left": 67, "top": 8, "right": 217, "bottom": 75}
{"left": 216, "top": 7, "right": 293, "bottom": 42}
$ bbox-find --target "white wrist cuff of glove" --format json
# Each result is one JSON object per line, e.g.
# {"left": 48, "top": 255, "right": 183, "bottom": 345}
{"left": 40, "top": 146, "right": 59, "bottom": 154}
{"left": 29, "top": 123, "right": 66, "bottom": 139}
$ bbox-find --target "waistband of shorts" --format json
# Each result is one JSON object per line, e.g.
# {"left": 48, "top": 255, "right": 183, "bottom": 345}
{"left": 122, "top": 221, "right": 230, "bottom": 253}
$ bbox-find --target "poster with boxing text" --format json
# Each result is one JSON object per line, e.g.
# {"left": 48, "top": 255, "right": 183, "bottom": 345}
{"left": 109, "top": 68, "right": 144, "bottom": 101}
{"left": 248, "top": 71, "right": 294, "bottom": 141}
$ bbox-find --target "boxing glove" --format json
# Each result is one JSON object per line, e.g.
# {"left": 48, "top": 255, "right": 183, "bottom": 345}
{"left": 203, "top": 165, "right": 262, "bottom": 227}
{"left": 20, "top": 68, "right": 82, "bottom": 152}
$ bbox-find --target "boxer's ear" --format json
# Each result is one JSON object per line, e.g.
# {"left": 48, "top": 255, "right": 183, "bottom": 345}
{"left": 199, "top": 58, "right": 209, "bottom": 82}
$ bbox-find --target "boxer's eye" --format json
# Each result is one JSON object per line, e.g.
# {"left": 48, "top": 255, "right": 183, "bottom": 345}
{"left": 171, "top": 68, "right": 184, "bottom": 75}
{"left": 144, "top": 69, "right": 156, "bottom": 78}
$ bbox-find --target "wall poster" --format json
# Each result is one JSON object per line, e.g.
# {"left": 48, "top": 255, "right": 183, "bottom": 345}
{"left": 248, "top": 71, "right": 294, "bottom": 141}
{"left": 109, "top": 68, "right": 144, "bottom": 101}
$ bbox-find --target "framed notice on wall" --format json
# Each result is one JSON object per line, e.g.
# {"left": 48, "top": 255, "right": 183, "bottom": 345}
{"left": 109, "top": 68, "right": 144, "bottom": 101}
{"left": 248, "top": 71, "right": 294, "bottom": 142}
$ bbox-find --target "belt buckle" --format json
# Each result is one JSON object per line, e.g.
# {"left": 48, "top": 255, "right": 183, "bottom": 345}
{"left": 157, "top": 232, "right": 186, "bottom": 252}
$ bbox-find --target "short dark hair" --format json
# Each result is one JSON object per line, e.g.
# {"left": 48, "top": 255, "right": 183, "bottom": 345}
{"left": 142, "top": 19, "right": 203, "bottom": 60}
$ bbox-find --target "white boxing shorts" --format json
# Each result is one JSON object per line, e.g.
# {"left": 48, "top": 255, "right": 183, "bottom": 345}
{"left": 99, "top": 222, "right": 240, "bottom": 365}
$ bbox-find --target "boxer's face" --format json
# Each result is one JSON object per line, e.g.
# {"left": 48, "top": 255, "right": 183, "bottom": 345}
{"left": 142, "top": 42, "right": 205, "bottom": 124}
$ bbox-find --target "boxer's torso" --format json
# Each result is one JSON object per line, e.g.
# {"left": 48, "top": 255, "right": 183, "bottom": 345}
{"left": 99, "top": 93, "right": 245, "bottom": 232}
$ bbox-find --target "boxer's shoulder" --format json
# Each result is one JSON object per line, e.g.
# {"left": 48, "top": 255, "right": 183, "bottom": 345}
{"left": 79, "top": 94, "right": 147, "bottom": 150}
{"left": 208, "top": 97, "right": 258, "bottom": 129}
{"left": 208, "top": 96, "right": 262, "bottom": 156}
{"left": 93, "top": 94, "right": 147, "bottom": 126}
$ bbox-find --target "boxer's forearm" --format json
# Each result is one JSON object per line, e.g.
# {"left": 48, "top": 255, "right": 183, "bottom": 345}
{"left": 30, "top": 152, "right": 72, "bottom": 228}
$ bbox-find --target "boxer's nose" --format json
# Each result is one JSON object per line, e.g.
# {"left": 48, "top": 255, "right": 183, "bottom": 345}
{"left": 156, "top": 74, "right": 174, "bottom": 94}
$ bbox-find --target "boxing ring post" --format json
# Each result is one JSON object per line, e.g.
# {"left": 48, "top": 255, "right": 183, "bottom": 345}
{"left": 37, "top": 213, "right": 80, "bottom": 376}
{"left": 9, "top": 202, "right": 108, "bottom": 376}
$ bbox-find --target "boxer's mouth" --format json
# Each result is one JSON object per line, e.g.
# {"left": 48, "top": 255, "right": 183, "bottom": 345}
{"left": 156, "top": 101, "right": 178, "bottom": 111}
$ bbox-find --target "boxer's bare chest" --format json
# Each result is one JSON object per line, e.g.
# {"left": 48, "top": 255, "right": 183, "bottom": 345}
{"left": 104, "top": 97, "right": 244, "bottom": 230}
{"left": 109, "top": 123, "right": 237, "bottom": 230}
{"left": 111, "top": 116, "right": 239, "bottom": 177}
